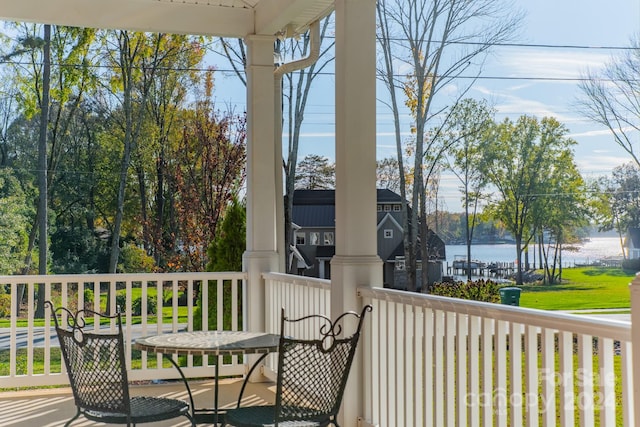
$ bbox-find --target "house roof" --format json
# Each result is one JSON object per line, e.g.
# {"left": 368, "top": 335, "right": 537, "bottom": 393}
{"left": 293, "top": 188, "right": 404, "bottom": 205}
{"left": 376, "top": 188, "right": 405, "bottom": 204}
{"left": 293, "top": 189, "right": 337, "bottom": 205}
{"left": 293, "top": 205, "right": 335, "bottom": 227}
{"left": 292, "top": 189, "right": 404, "bottom": 227}
{"left": 0, "top": 0, "right": 333, "bottom": 38}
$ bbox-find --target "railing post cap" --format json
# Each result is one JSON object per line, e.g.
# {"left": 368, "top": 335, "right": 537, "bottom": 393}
{"left": 630, "top": 272, "right": 640, "bottom": 289}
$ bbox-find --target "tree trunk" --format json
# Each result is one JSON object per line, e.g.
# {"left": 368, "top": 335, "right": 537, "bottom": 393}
{"left": 465, "top": 178, "right": 472, "bottom": 281}
{"left": 515, "top": 236, "right": 523, "bottom": 285}
{"left": 35, "top": 24, "right": 51, "bottom": 318}
{"left": 154, "top": 152, "right": 166, "bottom": 265}
{"left": 109, "top": 31, "right": 156, "bottom": 274}
{"left": 538, "top": 233, "right": 543, "bottom": 270}
{"left": 109, "top": 74, "right": 133, "bottom": 273}
{"left": 136, "top": 165, "right": 149, "bottom": 251}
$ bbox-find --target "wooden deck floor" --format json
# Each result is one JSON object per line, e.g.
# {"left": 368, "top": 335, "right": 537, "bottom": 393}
{"left": 0, "top": 377, "right": 276, "bottom": 426}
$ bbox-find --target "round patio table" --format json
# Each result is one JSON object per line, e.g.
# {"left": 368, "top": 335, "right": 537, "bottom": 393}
{"left": 135, "top": 330, "right": 280, "bottom": 425}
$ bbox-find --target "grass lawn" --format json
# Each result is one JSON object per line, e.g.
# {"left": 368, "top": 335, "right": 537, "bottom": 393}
{"left": 518, "top": 267, "right": 634, "bottom": 310}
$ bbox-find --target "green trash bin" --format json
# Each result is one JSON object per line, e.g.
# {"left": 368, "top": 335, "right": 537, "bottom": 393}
{"left": 499, "top": 287, "right": 521, "bottom": 306}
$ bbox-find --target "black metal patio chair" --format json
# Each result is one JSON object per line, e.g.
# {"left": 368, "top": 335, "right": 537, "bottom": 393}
{"left": 45, "top": 301, "right": 195, "bottom": 427}
{"left": 223, "top": 305, "right": 372, "bottom": 427}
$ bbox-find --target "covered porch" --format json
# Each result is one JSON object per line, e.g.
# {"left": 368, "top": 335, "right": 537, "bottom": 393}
{"left": 0, "top": 1, "right": 639, "bottom": 426}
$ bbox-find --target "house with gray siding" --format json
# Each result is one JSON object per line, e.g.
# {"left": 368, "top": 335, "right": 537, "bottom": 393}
{"left": 291, "top": 189, "right": 445, "bottom": 289}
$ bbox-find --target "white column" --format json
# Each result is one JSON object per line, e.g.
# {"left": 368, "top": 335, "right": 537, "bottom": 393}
{"left": 243, "top": 35, "right": 279, "bottom": 338}
{"left": 333, "top": 0, "right": 382, "bottom": 425}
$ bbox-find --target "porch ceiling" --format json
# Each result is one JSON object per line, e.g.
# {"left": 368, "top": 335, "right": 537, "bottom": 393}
{"left": 0, "top": 0, "right": 334, "bottom": 37}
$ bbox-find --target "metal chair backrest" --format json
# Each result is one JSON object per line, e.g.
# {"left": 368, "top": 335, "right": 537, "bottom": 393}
{"left": 46, "top": 301, "right": 131, "bottom": 418}
{"left": 274, "top": 305, "right": 372, "bottom": 425}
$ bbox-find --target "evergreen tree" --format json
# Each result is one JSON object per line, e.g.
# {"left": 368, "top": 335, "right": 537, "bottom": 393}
{"left": 195, "top": 198, "right": 246, "bottom": 331}
{"left": 206, "top": 198, "right": 246, "bottom": 272}
{"left": 295, "top": 154, "right": 335, "bottom": 190}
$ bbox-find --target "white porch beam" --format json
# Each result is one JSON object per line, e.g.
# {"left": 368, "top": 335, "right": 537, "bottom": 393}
{"left": 255, "top": 0, "right": 310, "bottom": 35}
{"left": 0, "top": 0, "right": 253, "bottom": 37}
{"left": 243, "top": 34, "right": 279, "bottom": 342}
{"left": 332, "top": 0, "right": 381, "bottom": 426}
{"left": 255, "top": 0, "right": 331, "bottom": 35}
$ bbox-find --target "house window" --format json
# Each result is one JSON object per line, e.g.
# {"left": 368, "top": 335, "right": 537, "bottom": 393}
{"left": 377, "top": 204, "right": 382, "bottom": 212}
{"left": 310, "top": 232, "right": 319, "bottom": 246}
{"left": 384, "top": 205, "right": 392, "bottom": 212}
{"left": 384, "top": 229, "right": 393, "bottom": 239}
{"left": 393, "top": 204, "right": 401, "bottom": 211}
{"left": 295, "top": 232, "right": 306, "bottom": 245}
{"left": 324, "top": 232, "right": 334, "bottom": 246}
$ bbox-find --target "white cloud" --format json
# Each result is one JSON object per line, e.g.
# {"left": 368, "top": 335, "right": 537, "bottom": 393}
{"left": 492, "top": 93, "right": 576, "bottom": 123}
{"left": 287, "top": 132, "right": 335, "bottom": 138}
{"left": 493, "top": 48, "right": 613, "bottom": 79}
{"left": 567, "top": 128, "right": 616, "bottom": 139}
{"left": 376, "top": 131, "right": 414, "bottom": 137}
{"left": 577, "top": 154, "right": 632, "bottom": 175}
{"left": 569, "top": 126, "right": 638, "bottom": 139}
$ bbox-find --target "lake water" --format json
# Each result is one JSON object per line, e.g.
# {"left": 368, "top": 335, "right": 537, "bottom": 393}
{"left": 445, "top": 236, "right": 624, "bottom": 267}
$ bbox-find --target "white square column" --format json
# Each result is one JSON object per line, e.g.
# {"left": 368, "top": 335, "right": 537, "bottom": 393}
{"left": 332, "top": 0, "right": 382, "bottom": 425}
{"left": 243, "top": 35, "right": 280, "bottom": 336}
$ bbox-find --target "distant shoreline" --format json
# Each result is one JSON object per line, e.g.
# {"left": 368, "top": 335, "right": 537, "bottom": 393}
{"left": 446, "top": 240, "right": 515, "bottom": 245}
{"left": 445, "top": 237, "right": 623, "bottom": 266}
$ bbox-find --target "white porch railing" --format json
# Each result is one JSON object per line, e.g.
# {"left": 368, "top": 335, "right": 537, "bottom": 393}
{"left": 262, "top": 272, "right": 331, "bottom": 379}
{"left": 0, "top": 272, "right": 246, "bottom": 388}
{"left": 358, "top": 287, "right": 632, "bottom": 427}
{"left": 1, "top": 271, "right": 636, "bottom": 427}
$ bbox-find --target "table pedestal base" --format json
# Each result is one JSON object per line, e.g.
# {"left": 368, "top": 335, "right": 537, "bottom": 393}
{"left": 163, "top": 352, "right": 271, "bottom": 425}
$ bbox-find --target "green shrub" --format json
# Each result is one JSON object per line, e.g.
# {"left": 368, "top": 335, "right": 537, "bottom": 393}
{"left": 162, "top": 288, "right": 189, "bottom": 306}
{"left": 621, "top": 258, "right": 640, "bottom": 274}
{"left": 430, "top": 279, "right": 501, "bottom": 303}
{"left": 163, "top": 290, "right": 172, "bottom": 305}
{"left": 118, "top": 244, "right": 156, "bottom": 273}
{"left": 193, "top": 280, "right": 242, "bottom": 331}
{"left": 115, "top": 294, "right": 126, "bottom": 312}
{"left": 83, "top": 288, "right": 94, "bottom": 306}
{"left": 132, "top": 296, "right": 157, "bottom": 316}
{"left": 115, "top": 294, "right": 157, "bottom": 316}
{"left": 0, "top": 293, "right": 10, "bottom": 317}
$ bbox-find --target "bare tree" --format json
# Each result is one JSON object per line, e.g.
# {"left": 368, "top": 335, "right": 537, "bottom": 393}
{"left": 376, "top": 157, "right": 403, "bottom": 193}
{"left": 577, "top": 36, "right": 640, "bottom": 168}
{"left": 377, "top": 0, "right": 522, "bottom": 291}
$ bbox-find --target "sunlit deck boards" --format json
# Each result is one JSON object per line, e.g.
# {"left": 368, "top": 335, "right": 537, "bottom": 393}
{"left": 0, "top": 377, "right": 275, "bottom": 427}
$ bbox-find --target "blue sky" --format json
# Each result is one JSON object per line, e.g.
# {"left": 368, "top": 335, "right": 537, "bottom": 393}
{"left": 210, "top": 0, "right": 640, "bottom": 212}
